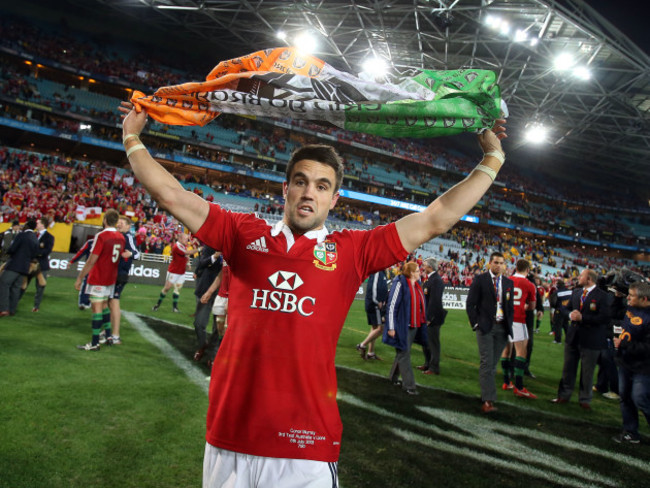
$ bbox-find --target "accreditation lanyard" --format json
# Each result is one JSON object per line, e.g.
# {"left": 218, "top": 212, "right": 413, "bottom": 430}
{"left": 494, "top": 275, "right": 504, "bottom": 321}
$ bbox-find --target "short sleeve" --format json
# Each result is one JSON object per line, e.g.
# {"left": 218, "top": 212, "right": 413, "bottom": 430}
{"left": 194, "top": 203, "right": 246, "bottom": 259}
{"left": 352, "top": 223, "right": 408, "bottom": 280}
{"left": 90, "top": 233, "right": 104, "bottom": 257}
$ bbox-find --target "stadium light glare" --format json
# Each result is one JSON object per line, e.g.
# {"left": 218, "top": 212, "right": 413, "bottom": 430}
{"left": 362, "top": 57, "right": 388, "bottom": 78}
{"left": 525, "top": 123, "right": 548, "bottom": 143}
{"left": 295, "top": 32, "right": 317, "bottom": 54}
{"left": 573, "top": 66, "right": 592, "bottom": 80}
{"left": 529, "top": 38, "right": 539, "bottom": 47}
{"left": 514, "top": 29, "right": 528, "bottom": 42}
{"left": 499, "top": 21, "right": 510, "bottom": 35}
{"left": 276, "top": 30, "right": 287, "bottom": 41}
{"left": 484, "top": 15, "right": 498, "bottom": 27}
{"left": 554, "top": 53, "right": 575, "bottom": 70}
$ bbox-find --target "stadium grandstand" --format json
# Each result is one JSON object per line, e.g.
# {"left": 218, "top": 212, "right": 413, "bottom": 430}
{"left": 1, "top": 1, "right": 650, "bottom": 488}
{"left": 1, "top": 3, "right": 649, "bottom": 285}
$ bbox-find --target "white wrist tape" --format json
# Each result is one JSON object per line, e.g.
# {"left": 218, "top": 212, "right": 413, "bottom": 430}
{"left": 123, "top": 133, "right": 140, "bottom": 144}
{"left": 126, "top": 144, "right": 146, "bottom": 157}
{"left": 484, "top": 151, "right": 505, "bottom": 165}
{"left": 474, "top": 164, "right": 498, "bottom": 182}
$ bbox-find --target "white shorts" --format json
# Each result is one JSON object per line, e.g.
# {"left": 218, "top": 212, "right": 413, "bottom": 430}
{"left": 509, "top": 321, "right": 529, "bottom": 343}
{"left": 203, "top": 444, "right": 338, "bottom": 488}
{"left": 87, "top": 284, "right": 115, "bottom": 300}
{"left": 212, "top": 296, "right": 228, "bottom": 316}
{"left": 166, "top": 272, "right": 186, "bottom": 285}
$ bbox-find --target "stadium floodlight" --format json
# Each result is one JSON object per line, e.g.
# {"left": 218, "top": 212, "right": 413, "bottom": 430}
{"left": 156, "top": 5, "right": 200, "bottom": 10}
{"left": 295, "top": 32, "right": 317, "bottom": 54}
{"left": 514, "top": 29, "right": 528, "bottom": 42}
{"left": 499, "top": 21, "right": 510, "bottom": 36}
{"left": 525, "top": 123, "right": 548, "bottom": 143}
{"left": 276, "top": 30, "right": 287, "bottom": 41}
{"left": 554, "top": 53, "right": 575, "bottom": 70}
{"left": 573, "top": 66, "right": 592, "bottom": 80}
{"left": 484, "top": 15, "right": 498, "bottom": 27}
{"left": 362, "top": 57, "right": 388, "bottom": 78}
{"left": 529, "top": 37, "right": 539, "bottom": 47}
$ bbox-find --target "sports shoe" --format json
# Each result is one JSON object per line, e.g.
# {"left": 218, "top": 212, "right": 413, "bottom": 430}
{"left": 603, "top": 392, "right": 620, "bottom": 400}
{"left": 502, "top": 382, "right": 514, "bottom": 390}
{"left": 612, "top": 432, "right": 640, "bottom": 444}
{"left": 110, "top": 336, "right": 122, "bottom": 345}
{"left": 405, "top": 388, "right": 419, "bottom": 396}
{"left": 513, "top": 387, "right": 538, "bottom": 399}
{"left": 152, "top": 304, "right": 159, "bottom": 311}
{"left": 173, "top": 307, "right": 180, "bottom": 313}
{"left": 366, "top": 353, "right": 382, "bottom": 361}
{"left": 77, "top": 343, "right": 100, "bottom": 351}
{"left": 356, "top": 343, "right": 367, "bottom": 359}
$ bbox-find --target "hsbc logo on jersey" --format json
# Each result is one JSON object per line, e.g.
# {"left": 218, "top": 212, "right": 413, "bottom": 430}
{"left": 250, "top": 271, "right": 315, "bottom": 316}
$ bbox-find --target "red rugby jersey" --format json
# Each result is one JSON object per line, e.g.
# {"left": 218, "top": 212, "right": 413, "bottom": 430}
{"left": 167, "top": 242, "right": 189, "bottom": 274}
{"left": 511, "top": 273, "right": 537, "bottom": 323}
{"left": 195, "top": 203, "right": 408, "bottom": 462}
{"left": 87, "top": 228, "right": 125, "bottom": 286}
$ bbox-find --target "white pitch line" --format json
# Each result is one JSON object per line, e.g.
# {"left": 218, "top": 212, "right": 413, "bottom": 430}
{"left": 339, "top": 392, "right": 618, "bottom": 488}
{"left": 123, "top": 311, "right": 209, "bottom": 395}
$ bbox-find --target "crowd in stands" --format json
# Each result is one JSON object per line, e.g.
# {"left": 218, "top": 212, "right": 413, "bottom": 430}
{"left": 1, "top": 15, "right": 650, "bottom": 279}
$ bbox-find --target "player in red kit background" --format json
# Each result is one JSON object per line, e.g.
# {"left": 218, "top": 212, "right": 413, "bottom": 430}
{"left": 152, "top": 232, "right": 197, "bottom": 312}
{"left": 74, "top": 209, "right": 125, "bottom": 351}
{"left": 120, "top": 101, "right": 507, "bottom": 487}
{"left": 501, "top": 259, "right": 538, "bottom": 398}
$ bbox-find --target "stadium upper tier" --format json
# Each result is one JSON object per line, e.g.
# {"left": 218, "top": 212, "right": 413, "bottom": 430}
{"left": 1, "top": 15, "right": 650, "bottom": 256}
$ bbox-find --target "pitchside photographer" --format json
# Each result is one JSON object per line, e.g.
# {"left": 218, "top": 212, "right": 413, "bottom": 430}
{"left": 612, "top": 280, "right": 650, "bottom": 444}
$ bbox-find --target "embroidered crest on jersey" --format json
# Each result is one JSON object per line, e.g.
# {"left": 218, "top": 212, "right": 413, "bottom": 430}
{"left": 313, "top": 241, "right": 337, "bottom": 271}
{"left": 631, "top": 316, "right": 643, "bottom": 326}
{"left": 246, "top": 236, "right": 269, "bottom": 253}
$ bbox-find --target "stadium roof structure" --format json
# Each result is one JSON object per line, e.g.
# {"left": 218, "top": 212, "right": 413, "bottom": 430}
{"left": 58, "top": 1, "right": 650, "bottom": 189}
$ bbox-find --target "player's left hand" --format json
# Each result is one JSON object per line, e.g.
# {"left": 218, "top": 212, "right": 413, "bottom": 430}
{"left": 74, "top": 278, "right": 82, "bottom": 291}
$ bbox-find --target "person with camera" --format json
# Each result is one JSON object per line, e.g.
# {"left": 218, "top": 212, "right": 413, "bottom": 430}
{"left": 612, "top": 281, "right": 650, "bottom": 444}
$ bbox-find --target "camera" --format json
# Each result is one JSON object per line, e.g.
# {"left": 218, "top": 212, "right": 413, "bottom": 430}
{"left": 602, "top": 268, "right": 646, "bottom": 295}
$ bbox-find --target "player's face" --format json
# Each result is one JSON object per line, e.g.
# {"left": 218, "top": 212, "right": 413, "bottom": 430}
{"left": 283, "top": 159, "right": 339, "bottom": 234}
{"left": 116, "top": 219, "right": 128, "bottom": 232}
{"left": 489, "top": 257, "right": 505, "bottom": 276}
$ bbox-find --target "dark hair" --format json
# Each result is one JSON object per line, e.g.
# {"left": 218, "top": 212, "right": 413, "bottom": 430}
{"left": 104, "top": 209, "right": 119, "bottom": 227}
{"left": 24, "top": 219, "right": 37, "bottom": 230}
{"left": 516, "top": 259, "right": 530, "bottom": 273}
{"left": 489, "top": 252, "right": 504, "bottom": 262}
{"left": 38, "top": 217, "right": 49, "bottom": 227}
{"left": 286, "top": 144, "right": 344, "bottom": 192}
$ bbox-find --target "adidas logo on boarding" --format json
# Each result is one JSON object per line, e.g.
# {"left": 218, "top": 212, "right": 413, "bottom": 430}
{"left": 246, "top": 236, "right": 269, "bottom": 253}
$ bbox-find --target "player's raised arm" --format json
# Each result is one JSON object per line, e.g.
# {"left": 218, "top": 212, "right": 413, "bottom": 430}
{"left": 119, "top": 102, "right": 209, "bottom": 234}
{"left": 395, "top": 121, "right": 507, "bottom": 252}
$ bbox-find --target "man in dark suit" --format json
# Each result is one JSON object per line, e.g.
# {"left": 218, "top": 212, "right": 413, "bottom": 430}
{"left": 552, "top": 268, "right": 610, "bottom": 409}
{"left": 0, "top": 220, "right": 39, "bottom": 317}
{"left": 192, "top": 245, "right": 223, "bottom": 363}
{"left": 466, "top": 252, "right": 514, "bottom": 413}
{"left": 357, "top": 269, "right": 389, "bottom": 360}
{"left": 421, "top": 257, "right": 447, "bottom": 375}
{"left": 31, "top": 217, "right": 55, "bottom": 312}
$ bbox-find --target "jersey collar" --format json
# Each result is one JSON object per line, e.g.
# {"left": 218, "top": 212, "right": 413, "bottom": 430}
{"left": 271, "top": 220, "right": 329, "bottom": 252}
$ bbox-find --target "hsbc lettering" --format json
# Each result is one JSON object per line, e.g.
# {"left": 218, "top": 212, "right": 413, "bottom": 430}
{"left": 251, "top": 270, "right": 315, "bottom": 316}
{"left": 250, "top": 289, "right": 315, "bottom": 316}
